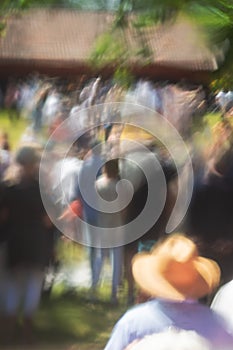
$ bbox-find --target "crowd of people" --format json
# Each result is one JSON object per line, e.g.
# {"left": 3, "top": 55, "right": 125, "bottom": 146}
{"left": 0, "top": 73, "right": 233, "bottom": 349}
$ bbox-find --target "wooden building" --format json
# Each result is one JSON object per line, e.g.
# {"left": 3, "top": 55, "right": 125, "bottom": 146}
{"left": 0, "top": 9, "right": 225, "bottom": 84}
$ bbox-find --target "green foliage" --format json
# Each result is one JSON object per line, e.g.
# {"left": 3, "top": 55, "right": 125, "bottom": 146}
{"left": 185, "top": 2, "right": 233, "bottom": 90}
{"left": 0, "top": 0, "right": 65, "bottom": 10}
{"left": 136, "top": 46, "right": 152, "bottom": 61}
{"left": 210, "top": 73, "right": 233, "bottom": 92}
{"left": 132, "top": 13, "right": 159, "bottom": 28}
{"left": 90, "top": 0, "right": 233, "bottom": 80}
{"left": 0, "top": 292, "right": 127, "bottom": 348}
{"left": 0, "top": 20, "right": 6, "bottom": 33}
{"left": 131, "top": 0, "right": 185, "bottom": 17}
{"left": 113, "top": 3, "right": 129, "bottom": 29}
{"left": 113, "top": 67, "right": 134, "bottom": 88}
{"left": 187, "top": 3, "right": 232, "bottom": 45}
{"left": 90, "top": 30, "right": 128, "bottom": 67}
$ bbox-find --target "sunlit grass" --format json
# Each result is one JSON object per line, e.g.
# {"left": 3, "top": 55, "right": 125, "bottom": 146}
{"left": 0, "top": 109, "right": 29, "bottom": 150}
{"left": 56, "top": 239, "right": 87, "bottom": 264}
{"left": 33, "top": 290, "right": 127, "bottom": 349}
{"left": 192, "top": 112, "right": 222, "bottom": 151}
{"left": 202, "top": 112, "right": 222, "bottom": 128}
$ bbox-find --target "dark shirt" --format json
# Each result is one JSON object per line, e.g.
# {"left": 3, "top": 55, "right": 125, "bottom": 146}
{"left": 1, "top": 179, "right": 53, "bottom": 269}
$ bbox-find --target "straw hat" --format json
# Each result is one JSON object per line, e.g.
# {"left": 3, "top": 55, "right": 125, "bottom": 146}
{"left": 132, "top": 233, "right": 220, "bottom": 301}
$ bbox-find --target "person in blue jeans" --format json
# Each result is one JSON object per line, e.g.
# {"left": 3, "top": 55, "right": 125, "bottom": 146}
{"left": 74, "top": 140, "right": 105, "bottom": 297}
{"left": 95, "top": 159, "right": 126, "bottom": 304}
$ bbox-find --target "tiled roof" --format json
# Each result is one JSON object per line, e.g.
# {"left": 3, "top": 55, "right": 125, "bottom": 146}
{"left": 0, "top": 9, "right": 222, "bottom": 71}
{"left": 0, "top": 9, "right": 114, "bottom": 61}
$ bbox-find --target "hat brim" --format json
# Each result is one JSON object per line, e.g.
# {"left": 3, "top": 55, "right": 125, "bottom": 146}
{"left": 132, "top": 252, "right": 220, "bottom": 301}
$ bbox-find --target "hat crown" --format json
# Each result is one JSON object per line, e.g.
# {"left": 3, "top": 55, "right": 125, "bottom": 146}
{"left": 156, "top": 236, "right": 199, "bottom": 289}
{"left": 132, "top": 233, "right": 221, "bottom": 300}
{"left": 157, "top": 235, "right": 198, "bottom": 264}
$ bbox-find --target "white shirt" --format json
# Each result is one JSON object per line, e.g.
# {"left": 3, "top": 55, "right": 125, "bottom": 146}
{"left": 105, "top": 298, "right": 233, "bottom": 350}
{"left": 211, "top": 280, "right": 233, "bottom": 335}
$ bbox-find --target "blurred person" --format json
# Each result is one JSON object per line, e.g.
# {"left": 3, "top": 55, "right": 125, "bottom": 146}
{"left": 95, "top": 159, "right": 126, "bottom": 304}
{"left": 74, "top": 140, "right": 104, "bottom": 298}
{"left": 185, "top": 119, "right": 233, "bottom": 284}
{"left": 103, "top": 111, "right": 119, "bottom": 142}
{"left": 0, "top": 131, "right": 11, "bottom": 182}
{"left": 0, "top": 150, "right": 11, "bottom": 182}
{"left": 0, "top": 146, "right": 54, "bottom": 342}
{"left": 20, "top": 126, "right": 38, "bottom": 145}
{"left": 104, "top": 233, "right": 233, "bottom": 350}
{"left": 124, "top": 328, "right": 212, "bottom": 350}
{"left": 0, "top": 85, "right": 3, "bottom": 109}
{"left": 69, "top": 77, "right": 101, "bottom": 140}
{"left": 52, "top": 144, "right": 83, "bottom": 208}
{"left": 121, "top": 148, "right": 178, "bottom": 305}
{"left": 4, "top": 78, "right": 20, "bottom": 122}
{"left": 0, "top": 180, "right": 8, "bottom": 316}
{"left": 42, "top": 88, "right": 62, "bottom": 128}
{"left": 47, "top": 110, "right": 70, "bottom": 145}
{"left": 215, "top": 90, "right": 227, "bottom": 114}
{"left": 52, "top": 144, "right": 84, "bottom": 243}
{"left": 17, "top": 79, "right": 38, "bottom": 120}
{"left": 211, "top": 279, "right": 233, "bottom": 336}
{"left": 0, "top": 130, "right": 10, "bottom": 151}
{"left": 215, "top": 90, "right": 233, "bottom": 116}
{"left": 79, "top": 77, "right": 101, "bottom": 107}
{"left": 31, "top": 86, "right": 50, "bottom": 134}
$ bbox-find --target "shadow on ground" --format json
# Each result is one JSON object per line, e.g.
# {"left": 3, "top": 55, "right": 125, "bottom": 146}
{"left": 0, "top": 290, "right": 127, "bottom": 350}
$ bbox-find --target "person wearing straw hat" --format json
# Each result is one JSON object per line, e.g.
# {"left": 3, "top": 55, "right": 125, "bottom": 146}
{"left": 104, "top": 233, "right": 233, "bottom": 350}
{"left": 211, "top": 278, "right": 233, "bottom": 336}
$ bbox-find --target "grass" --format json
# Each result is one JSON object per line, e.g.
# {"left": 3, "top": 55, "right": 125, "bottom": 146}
{"left": 33, "top": 291, "right": 127, "bottom": 350}
{"left": 0, "top": 239, "right": 128, "bottom": 350}
{"left": 0, "top": 282, "right": 128, "bottom": 350}
{"left": 0, "top": 109, "right": 29, "bottom": 150}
